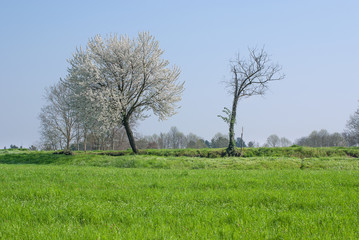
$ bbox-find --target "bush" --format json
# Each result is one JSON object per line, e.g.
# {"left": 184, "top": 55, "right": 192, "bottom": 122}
{"left": 75, "top": 147, "right": 359, "bottom": 159}
{"left": 53, "top": 150, "right": 74, "bottom": 155}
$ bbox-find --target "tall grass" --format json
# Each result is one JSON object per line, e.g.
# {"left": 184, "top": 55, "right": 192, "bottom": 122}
{"left": 0, "top": 165, "right": 359, "bottom": 239}
{"left": 1, "top": 149, "right": 359, "bottom": 239}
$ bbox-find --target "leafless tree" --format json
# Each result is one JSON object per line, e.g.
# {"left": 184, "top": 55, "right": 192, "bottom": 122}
{"left": 280, "top": 137, "right": 292, "bottom": 147}
{"left": 221, "top": 47, "right": 284, "bottom": 155}
{"left": 266, "top": 134, "right": 280, "bottom": 148}
{"left": 296, "top": 129, "right": 347, "bottom": 147}
{"left": 167, "top": 126, "right": 187, "bottom": 149}
{"left": 344, "top": 105, "right": 359, "bottom": 146}
{"left": 39, "top": 114, "right": 63, "bottom": 150}
{"left": 39, "top": 81, "right": 76, "bottom": 150}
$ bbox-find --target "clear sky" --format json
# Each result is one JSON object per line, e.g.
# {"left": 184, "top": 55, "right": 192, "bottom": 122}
{"left": 1, "top": 0, "right": 359, "bottom": 148}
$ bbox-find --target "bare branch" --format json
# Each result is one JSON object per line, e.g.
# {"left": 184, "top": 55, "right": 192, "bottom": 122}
{"left": 223, "top": 46, "right": 284, "bottom": 156}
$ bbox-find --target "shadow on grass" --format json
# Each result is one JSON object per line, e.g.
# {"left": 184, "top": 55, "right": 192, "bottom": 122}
{"left": 0, "top": 152, "right": 74, "bottom": 165}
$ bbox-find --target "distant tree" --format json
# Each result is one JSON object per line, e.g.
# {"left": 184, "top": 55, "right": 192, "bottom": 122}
{"left": 296, "top": 130, "right": 347, "bottom": 147}
{"left": 266, "top": 134, "right": 280, "bottom": 147}
{"left": 147, "top": 141, "right": 159, "bottom": 149}
{"left": 280, "top": 137, "right": 292, "bottom": 147}
{"left": 67, "top": 32, "right": 184, "bottom": 154}
{"left": 136, "top": 138, "right": 150, "bottom": 150}
{"left": 235, "top": 137, "right": 246, "bottom": 148}
{"left": 318, "top": 129, "right": 330, "bottom": 147}
{"left": 166, "top": 127, "right": 187, "bottom": 149}
{"left": 29, "top": 145, "right": 37, "bottom": 151}
{"left": 186, "top": 140, "right": 197, "bottom": 149}
{"left": 185, "top": 133, "right": 207, "bottom": 149}
{"left": 247, "top": 141, "right": 260, "bottom": 148}
{"left": 157, "top": 133, "right": 167, "bottom": 149}
{"left": 211, "top": 133, "right": 229, "bottom": 148}
{"left": 344, "top": 105, "right": 359, "bottom": 146}
{"left": 204, "top": 140, "right": 211, "bottom": 148}
{"left": 247, "top": 141, "right": 255, "bottom": 148}
{"left": 10, "top": 144, "right": 18, "bottom": 149}
{"left": 195, "top": 139, "right": 207, "bottom": 149}
{"left": 187, "top": 139, "right": 207, "bottom": 149}
{"left": 329, "top": 132, "right": 347, "bottom": 147}
{"left": 220, "top": 47, "right": 284, "bottom": 156}
{"left": 186, "top": 133, "right": 200, "bottom": 144}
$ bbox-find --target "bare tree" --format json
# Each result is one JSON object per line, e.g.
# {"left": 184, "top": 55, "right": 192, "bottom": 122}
{"left": 39, "top": 81, "right": 76, "bottom": 150}
{"left": 167, "top": 126, "right": 187, "bottom": 149}
{"left": 221, "top": 47, "right": 284, "bottom": 155}
{"left": 266, "top": 134, "right": 280, "bottom": 148}
{"left": 280, "top": 137, "right": 292, "bottom": 147}
{"left": 344, "top": 105, "right": 359, "bottom": 146}
{"left": 296, "top": 129, "right": 347, "bottom": 147}
{"left": 67, "top": 32, "right": 184, "bottom": 153}
{"left": 39, "top": 113, "right": 63, "bottom": 150}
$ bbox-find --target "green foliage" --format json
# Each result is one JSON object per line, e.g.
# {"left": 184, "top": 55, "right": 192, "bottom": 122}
{"left": 217, "top": 107, "right": 232, "bottom": 125}
{"left": 53, "top": 149, "right": 74, "bottom": 155}
{"left": 96, "top": 146, "right": 359, "bottom": 159}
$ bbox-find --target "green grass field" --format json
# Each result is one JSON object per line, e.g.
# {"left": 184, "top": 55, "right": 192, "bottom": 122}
{"left": 1, "top": 148, "right": 359, "bottom": 239}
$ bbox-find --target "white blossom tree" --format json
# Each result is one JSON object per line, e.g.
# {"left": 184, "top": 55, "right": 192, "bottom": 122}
{"left": 67, "top": 32, "right": 184, "bottom": 153}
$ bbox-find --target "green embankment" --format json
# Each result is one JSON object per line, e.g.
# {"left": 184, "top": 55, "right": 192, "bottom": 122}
{"left": 1, "top": 147, "right": 359, "bottom": 170}
{"left": 70, "top": 146, "right": 359, "bottom": 158}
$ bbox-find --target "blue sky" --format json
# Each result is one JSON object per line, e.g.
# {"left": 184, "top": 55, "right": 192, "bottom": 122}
{"left": 1, "top": 0, "right": 358, "bottom": 148}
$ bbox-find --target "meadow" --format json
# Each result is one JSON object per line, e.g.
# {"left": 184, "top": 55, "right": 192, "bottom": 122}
{"left": 1, "top": 148, "right": 359, "bottom": 239}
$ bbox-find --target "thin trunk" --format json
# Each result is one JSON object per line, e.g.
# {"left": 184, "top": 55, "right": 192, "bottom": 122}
{"left": 76, "top": 127, "right": 80, "bottom": 151}
{"left": 226, "top": 97, "right": 238, "bottom": 156}
{"left": 83, "top": 128, "right": 87, "bottom": 152}
{"left": 76, "top": 128, "right": 80, "bottom": 151}
{"left": 123, "top": 117, "right": 138, "bottom": 154}
{"left": 97, "top": 136, "right": 101, "bottom": 151}
{"left": 240, "top": 127, "right": 244, "bottom": 156}
{"left": 112, "top": 128, "right": 115, "bottom": 151}
{"left": 66, "top": 133, "right": 71, "bottom": 150}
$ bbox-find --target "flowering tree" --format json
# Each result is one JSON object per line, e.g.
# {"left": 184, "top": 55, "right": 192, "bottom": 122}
{"left": 67, "top": 32, "right": 184, "bottom": 153}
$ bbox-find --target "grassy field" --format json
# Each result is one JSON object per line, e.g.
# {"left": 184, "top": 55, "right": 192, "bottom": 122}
{"left": 1, "top": 148, "right": 359, "bottom": 239}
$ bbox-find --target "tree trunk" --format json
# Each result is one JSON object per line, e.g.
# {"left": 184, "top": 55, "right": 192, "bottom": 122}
{"left": 240, "top": 127, "right": 244, "bottom": 156}
{"left": 111, "top": 128, "right": 115, "bottom": 151}
{"left": 66, "top": 135, "right": 70, "bottom": 150}
{"left": 83, "top": 128, "right": 87, "bottom": 152}
{"left": 226, "top": 97, "right": 238, "bottom": 156}
{"left": 123, "top": 117, "right": 138, "bottom": 154}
